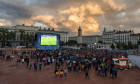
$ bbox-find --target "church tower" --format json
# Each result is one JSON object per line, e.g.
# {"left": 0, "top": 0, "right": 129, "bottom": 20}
{"left": 103, "top": 27, "right": 106, "bottom": 33}
{"left": 77, "top": 26, "right": 82, "bottom": 44}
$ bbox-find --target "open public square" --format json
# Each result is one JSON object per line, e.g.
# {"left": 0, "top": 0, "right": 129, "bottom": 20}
{"left": 0, "top": 49, "right": 140, "bottom": 84}
{"left": 1, "top": 0, "right": 140, "bottom": 84}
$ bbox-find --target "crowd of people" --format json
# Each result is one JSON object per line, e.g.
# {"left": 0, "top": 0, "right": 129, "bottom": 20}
{"left": 0, "top": 48, "right": 128, "bottom": 79}
{"left": 52, "top": 48, "right": 126, "bottom": 79}
{"left": 16, "top": 50, "right": 57, "bottom": 71}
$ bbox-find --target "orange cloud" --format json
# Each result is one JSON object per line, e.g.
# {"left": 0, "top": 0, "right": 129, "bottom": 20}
{"left": 31, "top": 0, "right": 125, "bottom": 36}
{"left": 119, "top": 25, "right": 124, "bottom": 28}
{"left": 86, "top": 3, "right": 104, "bottom": 15}
{"left": 31, "top": 14, "right": 59, "bottom": 29}
{"left": 0, "top": 23, "right": 4, "bottom": 26}
{"left": 59, "top": 7, "right": 79, "bottom": 15}
{"left": 32, "top": 15, "right": 54, "bottom": 23}
{"left": 103, "top": 0, "right": 125, "bottom": 11}
{"left": 0, "top": 19, "right": 12, "bottom": 26}
{"left": 68, "top": 15, "right": 82, "bottom": 23}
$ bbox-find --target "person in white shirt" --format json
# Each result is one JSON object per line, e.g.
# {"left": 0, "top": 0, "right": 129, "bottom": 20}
{"left": 48, "top": 57, "right": 50, "bottom": 65}
{"left": 43, "top": 57, "right": 46, "bottom": 62}
{"left": 11, "top": 56, "right": 14, "bottom": 59}
{"left": 22, "top": 58, "right": 24, "bottom": 63}
{"left": 52, "top": 58, "right": 55, "bottom": 63}
{"left": 64, "top": 68, "right": 67, "bottom": 77}
{"left": 18, "top": 53, "right": 20, "bottom": 56}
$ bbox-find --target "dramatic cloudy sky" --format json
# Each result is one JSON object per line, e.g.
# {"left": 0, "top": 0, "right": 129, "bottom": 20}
{"left": 0, "top": 0, "right": 140, "bottom": 36}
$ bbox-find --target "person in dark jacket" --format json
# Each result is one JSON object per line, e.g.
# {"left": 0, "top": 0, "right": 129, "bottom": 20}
{"left": 85, "top": 69, "right": 89, "bottom": 79}
{"left": 114, "top": 67, "right": 118, "bottom": 78}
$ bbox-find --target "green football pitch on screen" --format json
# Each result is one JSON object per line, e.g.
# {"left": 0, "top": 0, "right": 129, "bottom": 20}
{"left": 41, "top": 35, "right": 57, "bottom": 45}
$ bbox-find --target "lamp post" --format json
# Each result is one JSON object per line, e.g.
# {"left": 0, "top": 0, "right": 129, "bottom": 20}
{"left": 95, "top": 43, "right": 97, "bottom": 49}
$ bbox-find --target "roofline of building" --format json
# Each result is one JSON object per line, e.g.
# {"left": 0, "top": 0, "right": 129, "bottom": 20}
{"left": 0, "top": 25, "right": 68, "bottom": 34}
{"left": 69, "top": 35, "right": 102, "bottom": 38}
{"left": 16, "top": 25, "right": 38, "bottom": 28}
{"left": 69, "top": 36, "right": 77, "bottom": 38}
{"left": 131, "top": 33, "right": 140, "bottom": 36}
{"left": 82, "top": 35, "right": 102, "bottom": 37}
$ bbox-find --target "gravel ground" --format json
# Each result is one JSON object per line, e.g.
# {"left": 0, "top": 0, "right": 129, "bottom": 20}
{"left": 0, "top": 50, "right": 140, "bottom": 84}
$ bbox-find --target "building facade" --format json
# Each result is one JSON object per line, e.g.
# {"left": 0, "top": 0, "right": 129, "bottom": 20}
{"left": 131, "top": 33, "right": 140, "bottom": 44}
{"left": 69, "top": 35, "right": 102, "bottom": 47}
{"left": 103, "top": 28, "right": 134, "bottom": 44}
{"left": 83, "top": 35, "right": 102, "bottom": 48}
{"left": 68, "top": 37, "right": 77, "bottom": 41}
{"left": 0, "top": 24, "right": 69, "bottom": 47}
{"left": 95, "top": 43, "right": 111, "bottom": 50}
{"left": 69, "top": 26, "right": 102, "bottom": 47}
{"left": 102, "top": 28, "right": 114, "bottom": 44}
{"left": 114, "top": 30, "right": 134, "bottom": 44}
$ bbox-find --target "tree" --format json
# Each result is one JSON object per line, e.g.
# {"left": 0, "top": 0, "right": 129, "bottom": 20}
{"left": 133, "top": 44, "right": 138, "bottom": 49}
{"left": 98, "top": 41, "right": 103, "bottom": 44}
{"left": 6, "top": 31, "right": 12, "bottom": 47}
{"left": 116, "top": 43, "right": 121, "bottom": 49}
{"left": 110, "top": 43, "right": 115, "bottom": 49}
{"left": 67, "top": 40, "right": 77, "bottom": 45}
{"left": 82, "top": 43, "right": 87, "bottom": 47}
{"left": 136, "top": 40, "right": 140, "bottom": 49}
{"left": 9, "top": 31, "right": 16, "bottom": 47}
{"left": 121, "top": 43, "right": 128, "bottom": 50}
{"left": 19, "top": 29, "right": 26, "bottom": 46}
{"left": 29, "top": 33, "right": 35, "bottom": 46}
{"left": 12, "top": 31, "right": 16, "bottom": 41}
{"left": 24, "top": 33, "right": 30, "bottom": 47}
{"left": 60, "top": 41, "right": 65, "bottom": 46}
{"left": 0, "top": 28, "right": 8, "bottom": 47}
{"left": 137, "top": 40, "right": 140, "bottom": 45}
{"left": 0, "top": 28, "right": 17, "bottom": 47}
{"left": 128, "top": 41, "right": 133, "bottom": 49}
{"left": 19, "top": 29, "right": 26, "bottom": 41}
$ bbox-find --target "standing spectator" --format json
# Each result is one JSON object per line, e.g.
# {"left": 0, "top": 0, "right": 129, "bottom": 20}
{"left": 22, "top": 58, "right": 24, "bottom": 63}
{"left": 101, "top": 67, "right": 105, "bottom": 77}
{"left": 56, "top": 70, "right": 59, "bottom": 78}
{"left": 11, "top": 55, "right": 14, "bottom": 59}
{"left": 34, "top": 62, "right": 36, "bottom": 70}
{"left": 73, "top": 63, "right": 76, "bottom": 72}
{"left": 60, "top": 68, "right": 64, "bottom": 78}
{"left": 95, "top": 65, "right": 98, "bottom": 74}
{"left": 111, "top": 68, "right": 115, "bottom": 79}
{"left": 105, "top": 67, "right": 107, "bottom": 77}
{"left": 54, "top": 68, "right": 58, "bottom": 77}
{"left": 26, "top": 58, "right": 29, "bottom": 68}
{"left": 29, "top": 61, "right": 32, "bottom": 70}
{"left": 85, "top": 69, "right": 89, "bottom": 79}
{"left": 68, "top": 62, "right": 72, "bottom": 72}
{"left": 39, "top": 63, "right": 42, "bottom": 70}
{"left": 81, "top": 64, "right": 85, "bottom": 71}
{"left": 98, "top": 66, "right": 101, "bottom": 75}
{"left": 43, "top": 57, "right": 46, "bottom": 62}
{"left": 58, "top": 63, "right": 60, "bottom": 69}
{"left": 52, "top": 57, "right": 55, "bottom": 63}
{"left": 64, "top": 68, "right": 67, "bottom": 77}
{"left": 114, "top": 67, "right": 118, "bottom": 78}
{"left": 110, "top": 67, "right": 113, "bottom": 77}
{"left": 16, "top": 59, "right": 19, "bottom": 66}
{"left": 48, "top": 57, "right": 50, "bottom": 66}
{"left": 34, "top": 62, "right": 38, "bottom": 71}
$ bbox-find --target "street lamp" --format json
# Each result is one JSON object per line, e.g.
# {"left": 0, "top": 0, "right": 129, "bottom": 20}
{"left": 95, "top": 43, "right": 97, "bottom": 49}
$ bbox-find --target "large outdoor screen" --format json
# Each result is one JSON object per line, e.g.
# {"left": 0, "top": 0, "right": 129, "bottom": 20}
{"left": 41, "top": 35, "right": 57, "bottom": 45}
